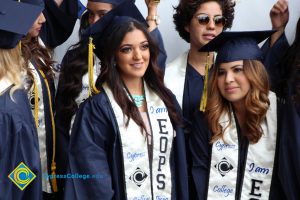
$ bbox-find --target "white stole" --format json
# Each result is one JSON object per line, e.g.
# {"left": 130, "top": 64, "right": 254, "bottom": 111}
{"left": 207, "top": 92, "right": 277, "bottom": 199}
{"left": 27, "top": 62, "right": 52, "bottom": 193}
{"left": 103, "top": 82, "right": 174, "bottom": 200}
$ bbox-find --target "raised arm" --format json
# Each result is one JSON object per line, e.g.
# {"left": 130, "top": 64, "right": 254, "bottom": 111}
{"left": 269, "top": 0, "right": 289, "bottom": 47}
{"left": 40, "top": 0, "right": 78, "bottom": 48}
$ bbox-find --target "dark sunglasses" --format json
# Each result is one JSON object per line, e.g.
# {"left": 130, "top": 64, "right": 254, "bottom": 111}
{"left": 196, "top": 14, "right": 226, "bottom": 27}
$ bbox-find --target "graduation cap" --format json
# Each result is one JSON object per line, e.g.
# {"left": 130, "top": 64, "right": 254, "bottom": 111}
{"left": 0, "top": 1, "right": 43, "bottom": 49}
{"left": 198, "top": 30, "right": 275, "bottom": 112}
{"left": 88, "top": 0, "right": 135, "bottom": 6}
{"left": 82, "top": 0, "right": 147, "bottom": 96}
{"left": 83, "top": 0, "right": 147, "bottom": 38}
{"left": 200, "top": 30, "right": 276, "bottom": 64}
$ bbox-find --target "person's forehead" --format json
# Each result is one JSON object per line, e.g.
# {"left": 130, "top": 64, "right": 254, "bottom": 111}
{"left": 87, "top": 1, "right": 114, "bottom": 11}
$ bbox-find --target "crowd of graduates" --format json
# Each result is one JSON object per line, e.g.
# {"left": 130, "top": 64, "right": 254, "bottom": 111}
{"left": 0, "top": 0, "right": 299, "bottom": 199}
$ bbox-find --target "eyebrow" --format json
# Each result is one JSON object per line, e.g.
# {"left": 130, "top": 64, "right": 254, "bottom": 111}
{"left": 120, "top": 40, "right": 149, "bottom": 47}
{"left": 219, "top": 64, "right": 243, "bottom": 70}
{"left": 195, "top": 12, "right": 223, "bottom": 16}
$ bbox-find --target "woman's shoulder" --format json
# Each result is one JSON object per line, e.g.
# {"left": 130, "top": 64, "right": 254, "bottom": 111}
{"left": 78, "top": 90, "right": 112, "bottom": 115}
{"left": 0, "top": 89, "right": 35, "bottom": 130}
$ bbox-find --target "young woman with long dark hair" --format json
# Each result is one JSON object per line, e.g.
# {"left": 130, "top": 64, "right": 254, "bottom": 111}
{"left": 64, "top": 6, "right": 188, "bottom": 199}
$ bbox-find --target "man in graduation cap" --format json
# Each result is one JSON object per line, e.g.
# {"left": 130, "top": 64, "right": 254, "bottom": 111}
{"left": 190, "top": 30, "right": 289, "bottom": 200}
{"left": 0, "top": 1, "right": 43, "bottom": 199}
{"left": 54, "top": 0, "right": 167, "bottom": 192}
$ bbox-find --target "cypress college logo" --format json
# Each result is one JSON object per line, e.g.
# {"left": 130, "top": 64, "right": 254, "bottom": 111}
{"left": 8, "top": 162, "right": 36, "bottom": 190}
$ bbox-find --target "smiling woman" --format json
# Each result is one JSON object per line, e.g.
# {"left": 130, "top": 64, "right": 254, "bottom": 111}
{"left": 190, "top": 30, "right": 288, "bottom": 199}
{"left": 116, "top": 29, "right": 150, "bottom": 84}
{"left": 64, "top": 1, "right": 188, "bottom": 199}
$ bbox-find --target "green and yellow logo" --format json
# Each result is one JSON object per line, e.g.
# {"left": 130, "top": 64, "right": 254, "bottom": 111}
{"left": 8, "top": 162, "right": 36, "bottom": 190}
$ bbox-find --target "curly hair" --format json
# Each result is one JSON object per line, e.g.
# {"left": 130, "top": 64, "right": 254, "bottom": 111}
{"left": 206, "top": 60, "right": 270, "bottom": 144}
{"left": 173, "top": 0, "right": 235, "bottom": 43}
{"left": 55, "top": 39, "right": 89, "bottom": 132}
{"left": 55, "top": 12, "right": 90, "bottom": 132}
{"left": 21, "top": 35, "right": 54, "bottom": 88}
{"left": 96, "top": 19, "right": 181, "bottom": 131}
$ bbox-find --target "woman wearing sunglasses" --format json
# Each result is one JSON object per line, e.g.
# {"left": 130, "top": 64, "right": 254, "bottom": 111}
{"left": 164, "top": 1, "right": 235, "bottom": 198}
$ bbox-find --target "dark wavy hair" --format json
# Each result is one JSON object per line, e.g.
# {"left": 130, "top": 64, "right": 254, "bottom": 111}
{"left": 275, "top": 17, "right": 300, "bottom": 107}
{"left": 55, "top": 10, "right": 92, "bottom": 131}
{"left": 96, "top": 19, "right": 180, "bottom": 130}
{"left": 173, "top": 0, "right": 235, "bottom": 43}
{"left": 21, "top": 35, "right": 54, "bottom": 87}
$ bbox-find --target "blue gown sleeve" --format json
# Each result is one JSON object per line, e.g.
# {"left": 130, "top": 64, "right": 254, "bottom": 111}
{"left": 150, "top": 28, "right": 167, "bottom": 74}
{"left": 40, "top": 0, "right": 78, "bottom": 48}
{"left": 261, "top": 32, "right": 290, "bottom": 90}
{"left": 170, "top": 94, "right": 189, "bottom": 199}
{"left": 190, "top": 111, "right": 211, "bottom": 199}
{"left": 0, "top": 90, "right": 42, "bottom": 200}
{"left": 64, "top": 96, "right": 114, "bottom": 200}
{"left": 278, "top": 100, "right": 300, "bottom": 200}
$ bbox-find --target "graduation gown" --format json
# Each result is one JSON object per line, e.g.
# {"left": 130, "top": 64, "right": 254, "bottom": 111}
{"left": 261, "top": 32, "right": 290, "bottom": 90}
{"left": 278, "top": 99, "right": 300, "bottom": 200}
{"left": 41, "top": 0, "right": 78, "bottom": 48}
{"left": 0, "top": 87, "right": 42, "bottom": 200}
{"left": 54, "top": 27, "right": 167, "bottom": 188}
{"left": 64, "top": 89, "right": 188, "bottom": 200}
{"left": 26, "top": 61, "right": 56, "bottom": 193}
{"left": 190, "top": 104, "right": 286, "bottom": 200}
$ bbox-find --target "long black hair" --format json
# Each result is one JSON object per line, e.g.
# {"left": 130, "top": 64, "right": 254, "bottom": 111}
{"left": 55, "top": 11, "right": 90, "bottom": 131}
{"left": 96, "top": 19, "right": 181, "bottom": 129}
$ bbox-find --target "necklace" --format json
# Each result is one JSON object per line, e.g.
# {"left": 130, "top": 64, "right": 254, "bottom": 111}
{"left": 132, "top": 94, "right": 145, "bottom": 108}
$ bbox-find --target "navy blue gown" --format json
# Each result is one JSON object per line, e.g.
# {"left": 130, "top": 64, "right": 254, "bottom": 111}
{"left": 278, "top": 99, "right": 300, "bottom": 200}
{"left": 41, "top": 0, "right": 78, "bottom": 48}
{"left": 54, "top": 27, "right": 167, "bottom": 190}
{"left": 64, "top": 90, "right": 188, "bottom": 200}
{"left": 0, "top": 87, "right": 42, "bottom": 200}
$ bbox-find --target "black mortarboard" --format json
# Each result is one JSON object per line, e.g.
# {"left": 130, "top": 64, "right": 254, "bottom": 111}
{"left": 88, "top": 0, "right": 134, "bottom": 6}
{"left": 82, "top": 0, "right": 146, "bottom": 95}
{"left": 83, "top": 0, "right": 147, "bottom": 54}
{"left": 200, "top": 30, "right": 276, "bottom": 64}
{"left": 0, "top": 1, "right": 43, "bottom": 49}
{"left": 84, "top": 0, "right": 147, "bottom": 39}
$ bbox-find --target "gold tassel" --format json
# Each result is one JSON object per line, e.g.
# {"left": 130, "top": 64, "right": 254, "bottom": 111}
{"left": 39, "top": 70, "right": 58, "bottom": 192}
{"left": 200, "top": 53, "right": 210, "bottom": 112}
{"left": 88, "top": 37, "right": 100, "bottom": 96}
{"left": 18, "top": 41, "right": 22, "bottom": 52}
{"left": 50, "top": 162, "right": 58, "bottom": 192}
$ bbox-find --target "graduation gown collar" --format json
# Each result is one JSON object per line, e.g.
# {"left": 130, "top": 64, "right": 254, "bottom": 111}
{"left": 0, "top": 77, "right": 13, "bottom": 94}
{"left": 165, "top": 51, "right": 189, "bottom": 108}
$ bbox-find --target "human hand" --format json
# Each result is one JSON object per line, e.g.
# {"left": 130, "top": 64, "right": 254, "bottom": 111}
{"left": 270, "top": 0, "right": 289, "bottom": 31}
{"left": 145, "top": 0, "right": 159, "bottom": 14}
